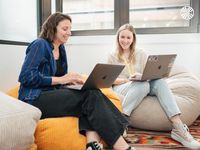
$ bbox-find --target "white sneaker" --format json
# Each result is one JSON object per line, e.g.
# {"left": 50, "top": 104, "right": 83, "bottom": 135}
{"left": 171, "top": 124, "right": 200, "bottom": 149}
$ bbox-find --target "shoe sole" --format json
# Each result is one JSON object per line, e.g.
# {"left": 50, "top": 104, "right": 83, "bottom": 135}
{"left": 171, "top": 132, "right": 200, "bottom": 149}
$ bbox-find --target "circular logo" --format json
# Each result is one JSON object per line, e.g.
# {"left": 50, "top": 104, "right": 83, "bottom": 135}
{"left": 180, "top": 6, "right": 194, "bottom": 20}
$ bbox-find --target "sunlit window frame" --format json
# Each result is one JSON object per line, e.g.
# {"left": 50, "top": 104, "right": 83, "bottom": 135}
{"left": 0, "top": 0, "right": 199, "bottom": 45}
{"left": 131, "top": 0, "right": 200, "bottom": 34}
{"left": 59, "top": 0, "right": 127, "bottom": 35}
{"left": 0, "top": 0, "right": 41, "bottom": 45}
{"left": 56, "top": 0, "right": 199, "bottom": 35}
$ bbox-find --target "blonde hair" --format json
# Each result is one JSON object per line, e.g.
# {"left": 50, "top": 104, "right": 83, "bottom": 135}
{"left": 116, "top": 24, "right": 136, "bottom": 64}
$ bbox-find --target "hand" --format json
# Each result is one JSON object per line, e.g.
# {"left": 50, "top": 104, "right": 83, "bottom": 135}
{"left": 61, "top": 72, "right": 84, "bottom": 85}
{"left": 129, "top": 72, "right": 142, "bottom": 81}
{"left": 122, "top": 78, "right": 129, "bottom": 84}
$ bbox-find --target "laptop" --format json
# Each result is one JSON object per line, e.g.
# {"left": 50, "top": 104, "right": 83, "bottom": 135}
{"left": 130, "top": 54, "right": 177, "bottom": 81}
{"left": 65, "top": 63, "right": 125, "bottom": 90}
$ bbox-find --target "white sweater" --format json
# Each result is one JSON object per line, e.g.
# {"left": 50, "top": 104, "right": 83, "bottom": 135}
{"left": 107, "top": 49, "right": 148, "bottom": 79}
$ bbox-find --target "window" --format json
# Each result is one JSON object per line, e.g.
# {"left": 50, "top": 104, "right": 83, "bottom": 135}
{"left": 62, "top": 0, "right": 114, "bottom": 31}
{"left": 0, "top": 0, "right": 199, "bottom": 45}
{"left": 130, "top": 0, "right": 190, "bottom": 28}
{"left": 0, "top": 0, "right": 38, "bottom": 44}
{"left": 60, "top": 0, "right": 199, "bottom": 35}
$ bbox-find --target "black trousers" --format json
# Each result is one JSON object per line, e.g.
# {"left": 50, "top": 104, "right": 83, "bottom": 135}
{"left": 32, "top": 88, "right": 128, "bottom": 147}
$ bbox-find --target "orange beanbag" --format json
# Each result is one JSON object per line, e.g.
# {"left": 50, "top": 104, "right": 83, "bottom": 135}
{"left": 7, "top": 86, "right": 122, "bottom": 150}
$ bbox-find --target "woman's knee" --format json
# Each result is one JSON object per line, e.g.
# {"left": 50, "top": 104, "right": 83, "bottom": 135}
{"left": 84, "top": 89, "right": 101, "bottom": 95}
{"left": 151, "top": 79, "right": 167, "bottom": 88}
{"left": 130, "top": 81, "right": 150, "bottom": 94}
{"left": 141, "top": 81, "right": 150, "bottom": 94}
{"left": 149, "top": 79, "right": 169, "bottom": 95}
{"left": 83, "top": 89, "right": 106, "bottom": 102}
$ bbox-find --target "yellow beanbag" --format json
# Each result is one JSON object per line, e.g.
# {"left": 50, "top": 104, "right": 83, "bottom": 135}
{"left": 7, "top": 86, "right": 122, "bottom": 150}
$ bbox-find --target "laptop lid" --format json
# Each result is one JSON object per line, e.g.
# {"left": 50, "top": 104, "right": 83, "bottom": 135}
{"left": 66, "top": 63, "right": 125, "bottom": 90}
{"left": 140, "top": 54, "right": 177, "bottom": 81}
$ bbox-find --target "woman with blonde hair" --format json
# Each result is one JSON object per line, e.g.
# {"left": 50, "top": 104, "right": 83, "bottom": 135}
{"left": 108, "top": 23, "right": 200, "bottom": 149}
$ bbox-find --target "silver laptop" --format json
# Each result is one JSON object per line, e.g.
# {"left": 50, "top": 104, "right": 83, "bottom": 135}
{"left": 134, "top": 54, "right": 176, "bottom": 81}
{"left": 65, "top": 63, "right": 125, "bottom": 90}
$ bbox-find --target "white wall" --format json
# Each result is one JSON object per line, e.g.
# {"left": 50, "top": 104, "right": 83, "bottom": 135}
{"left": 0, "top": 44, "right": 26, "bottom": 92}
{"left": 67, "top": 33, "right": 200, "bottom": 76}
{"left": 1, "top": 33, "right": 200, "bottom": 92}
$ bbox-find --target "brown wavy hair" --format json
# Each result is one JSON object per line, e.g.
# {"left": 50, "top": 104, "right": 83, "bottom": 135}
{"left": 116, "top": 24, "right": 136, "bottom": 64}
{"left": 39, "top": 12, "right": 72, "bottom": 42}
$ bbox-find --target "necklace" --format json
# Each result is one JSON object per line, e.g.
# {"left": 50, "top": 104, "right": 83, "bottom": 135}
{"left": 122, "top": 56, "right": 135, "bottom": 76}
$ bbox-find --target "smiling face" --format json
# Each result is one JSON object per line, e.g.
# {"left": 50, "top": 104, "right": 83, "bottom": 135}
{"left": 118, "top": 29, "right": 134, "bottom": 51}
{"left": 54, "top": 19, "right": 72, "bottom": 45}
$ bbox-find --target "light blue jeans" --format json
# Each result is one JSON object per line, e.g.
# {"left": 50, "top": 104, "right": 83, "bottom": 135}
{"left": 113, "top": 79, "right": 181, "bottom": 118}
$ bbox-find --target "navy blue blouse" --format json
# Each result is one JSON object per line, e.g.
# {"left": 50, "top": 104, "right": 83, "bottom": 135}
{"left": 18, "top": 38, "right": 68, "bottom": 104}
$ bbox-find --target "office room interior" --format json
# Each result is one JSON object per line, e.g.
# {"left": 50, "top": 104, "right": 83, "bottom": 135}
{"left": 1, "top": 1, "right": 200, "bottom": 150}
{"left": 0, "top": 0, "right": 200, "bottom": 92}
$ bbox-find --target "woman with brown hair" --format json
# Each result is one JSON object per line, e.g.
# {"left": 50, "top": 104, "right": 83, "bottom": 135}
{"left": 18, "top": 13, "right": 135, "bottom": 150}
